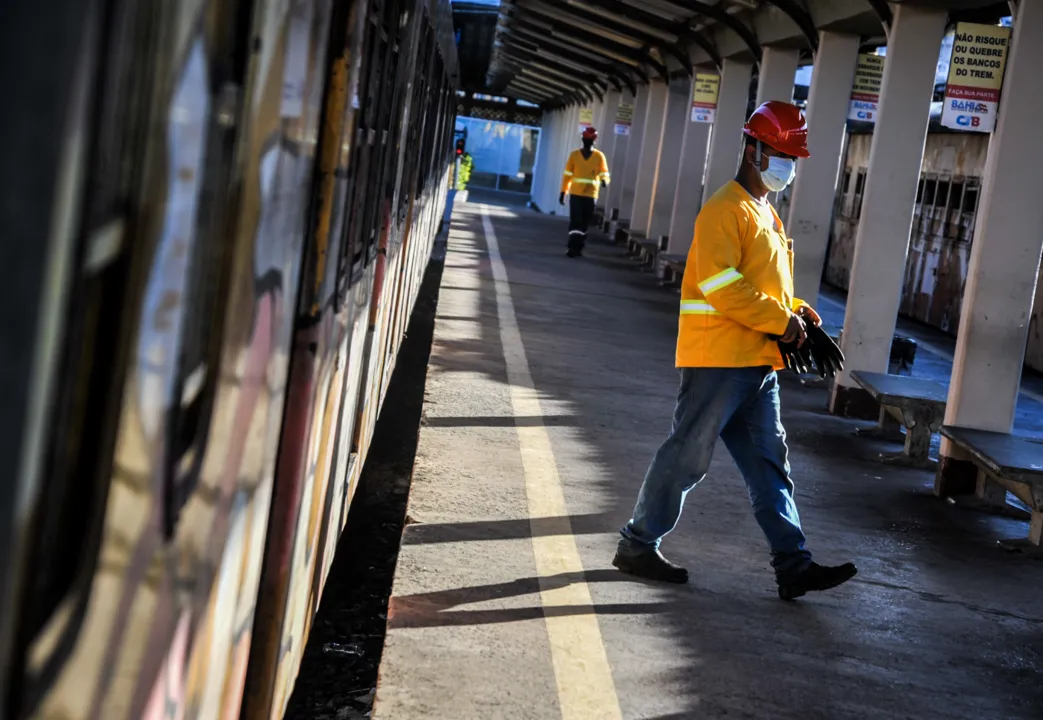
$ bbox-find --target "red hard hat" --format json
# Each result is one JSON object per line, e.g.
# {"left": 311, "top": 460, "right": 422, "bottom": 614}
{"left": 581, "top": 126, "right": 598, "bottom": 140}
{"left": 743, "top": 101, "right": 810, "bottom": 158}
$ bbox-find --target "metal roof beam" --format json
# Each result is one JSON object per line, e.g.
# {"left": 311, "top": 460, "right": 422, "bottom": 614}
{"left": 512, "top": 16, "right": 643, "bottom": 69}
{"left": 567, "top": 0, "right": 719, "bottom": 72}
{"left": 511, "top": 12, "right": 667, "bottom": 82}
{"left": 762, "top": 1, "right": 819, "bottom": 52}
{"left": 515, "top": 0, "right": 680, "bottom": 79}
{"left": 865, "top": 0, "right": 893, "bottom": 37}
{"left": 509, "top": 21, "right": 645, "bottom": 91}
{"left": 648, "top": 0, "right": 762, "bottom": 63}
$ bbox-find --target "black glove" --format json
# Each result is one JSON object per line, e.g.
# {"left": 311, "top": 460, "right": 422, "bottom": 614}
{"left": 777, "top": 337, "right": 812, "bottom": 376}
{"left": 559, "top": 191, "right": 566, "bottom": 206}
{"left": 805, "top": 324, "right": 845, "bottom": 378}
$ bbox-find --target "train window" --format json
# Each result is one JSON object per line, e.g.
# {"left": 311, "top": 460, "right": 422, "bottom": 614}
{"left": 916, "top": 177, "right": 925, "bottom": 205}
{"left": 922, "top": 178, "right": 937, "bottom": 207}
{"left": 853, "top": 169, "right": 867, "bottom": 218}
{"left": 963, "top": 183, "right": 980, "bottom": 215}
{"left": 935, "top": 180, "right": 951, "bottom": 208}
{"left": 961, "top": 179, "right": 982, "bottom": 243}
{"left": 947, "top": 181, "right": 965, "bottom": 239}
{"left": 842, "top": 169, "right": 851, "bottom": 196}
{"left": 16, "top": 0, "right": 159, "bottom": 670}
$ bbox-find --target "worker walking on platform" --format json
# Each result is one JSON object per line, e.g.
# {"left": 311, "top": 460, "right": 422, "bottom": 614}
{"left": 613, "top": 101, "right": 857, "bottom": 601}
{"left": 559, "top": 126, "right": 610, "bottom": 258}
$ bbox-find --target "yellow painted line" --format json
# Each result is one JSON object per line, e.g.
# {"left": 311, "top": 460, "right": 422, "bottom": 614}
{"left": 479, "top": 206, "right": 622, "bottom": 720}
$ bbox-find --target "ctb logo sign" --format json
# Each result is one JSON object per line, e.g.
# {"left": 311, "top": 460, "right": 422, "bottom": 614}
{"left": 955, "top": 115, "right": 981, "bottom": 128}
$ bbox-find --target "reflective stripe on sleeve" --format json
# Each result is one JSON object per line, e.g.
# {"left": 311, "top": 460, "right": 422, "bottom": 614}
{"left": 698, "top": 268, "right": 743, "bottom": 295}
{"left": 571, "top": 178, "right": 597, "bottom": 185}
{"left": 563, "top": 171, "right": 574, "bottom": 176}
{"left": 679, "top": 300, "right": 719, "bottom": 315}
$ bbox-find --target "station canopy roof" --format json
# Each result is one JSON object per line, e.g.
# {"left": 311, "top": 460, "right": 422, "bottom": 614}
{"left": 483, "top": 0, "right": 1014, "bottom": 109}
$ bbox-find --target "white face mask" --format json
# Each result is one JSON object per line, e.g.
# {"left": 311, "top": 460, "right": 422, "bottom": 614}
{"left": 760, "top": 156, "right": 796, "bottom": 192}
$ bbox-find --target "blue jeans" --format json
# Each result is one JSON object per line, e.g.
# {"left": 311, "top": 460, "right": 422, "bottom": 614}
{"left": 618, "top": 367, "right": 812, "bottom": 577}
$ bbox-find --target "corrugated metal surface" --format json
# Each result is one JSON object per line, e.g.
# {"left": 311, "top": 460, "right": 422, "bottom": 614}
{"left": 827, "top": 131, "right": 1043, "bottom": 373}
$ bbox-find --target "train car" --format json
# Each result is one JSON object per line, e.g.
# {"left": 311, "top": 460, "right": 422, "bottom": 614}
{"left": 0, "top": 0, "right": 457, "bottom": 719}
{"left": 824, "top": 115, "right": 1043, "bottom": 374}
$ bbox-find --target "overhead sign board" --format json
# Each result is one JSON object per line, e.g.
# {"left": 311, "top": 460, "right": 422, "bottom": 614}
{"left": 614, "top": 102, "right": 633, "bottom": 135}
{"left": 690, "top": 73, "right": 720, "bottom": 123}
{"left": 941, "top": 22, "right": 1012, "bottom": 133}
{"left": 578, "top": 106, "right": 593, "bottom": 132}
{"left": 848, "top": 53, "right": 885, "bottom": 123}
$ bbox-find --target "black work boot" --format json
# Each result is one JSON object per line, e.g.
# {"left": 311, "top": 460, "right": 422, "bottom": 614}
{"left": 612, "top": 548, "right": 689, "bottom": 584}
{"left": 777, "top": 561, "right": 858, "bottom": 601}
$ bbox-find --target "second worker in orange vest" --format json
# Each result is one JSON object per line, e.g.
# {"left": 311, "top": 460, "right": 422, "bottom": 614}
{"left": 612, "top": 101, "right": 858, "bottom": 601}
{"left": 559, "top": 126, "right": 610, "bottom": 258}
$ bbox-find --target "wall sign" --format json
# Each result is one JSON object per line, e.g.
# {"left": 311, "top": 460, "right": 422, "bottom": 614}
{"left": 847, "top": 53, "right": 885, "bottom": 123}
{"left": 941, "top": 22, "right": 1012, "bottom": 133}
{"left": 690, "top": 73, "right": 720, "bottom": 123}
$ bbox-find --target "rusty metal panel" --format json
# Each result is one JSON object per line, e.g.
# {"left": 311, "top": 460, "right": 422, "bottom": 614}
{"left": 828, "top": 130, "right": 1043, "bottom": 373}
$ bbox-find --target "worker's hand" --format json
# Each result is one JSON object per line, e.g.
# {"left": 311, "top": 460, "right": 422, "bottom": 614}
{"left": 559, "top": 192, "right": 565, "bottom": 206}
{"left": 780, "top": 313, "right": 807, "bottom": 348}
{"left": 797, "top": 305, "right": 822, "bottom": 328}
{"left": 600, "top": 179, "right": 606, "bottom": 188}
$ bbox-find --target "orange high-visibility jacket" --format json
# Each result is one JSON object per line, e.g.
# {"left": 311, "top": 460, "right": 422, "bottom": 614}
{"left": 676, "top": 180, "right": 809, "bottom": 370}
{"left": 561, "top": 149, "right": 610, "bottom": 200}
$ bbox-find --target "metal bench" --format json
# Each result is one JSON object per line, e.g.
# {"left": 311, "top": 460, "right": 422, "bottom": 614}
{"left": 940, "top": 426, "right": 1043, "bottom": 553}
{"left": 656, "top": 253, "right": 686, "bottom": 287}
{"left": 849, "top": 370, "right": 948, "bottom": 468}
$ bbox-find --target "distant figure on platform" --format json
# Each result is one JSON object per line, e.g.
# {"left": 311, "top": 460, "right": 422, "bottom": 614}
{"left": 612, "top": 101, "right": 858, "bottom": 601}
{"left": 559, "top": 126, "right": 610, "bottom": 258}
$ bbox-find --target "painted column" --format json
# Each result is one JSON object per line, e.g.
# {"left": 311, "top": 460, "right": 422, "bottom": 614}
{"left": 787, "top": 32, "right": 861, "bottom": 307}
{"left": 604, "top": 90, "right": 633, "bottom": 221}
{"left": 937, "top": 1, "right": 1043, "bottom": 495}
{"left": 647, "top": 77, "right": 693, "bottom": 241}
{"left": 619, "top": 85, "right": 650, "bottom": 226}
{"left": 666, "top": 107, "right": 712, "bottom": 255}
{"left": 530, "top": 108, "right": 548, "bottom": 209}
{"left": 755, "top": 46, "right": 800, "bottom": 105}
{"left": 701, "top": 60, "right": 753, "bottom": 207}
{"left": 829, "top": 5, "right": 948, "bottom": 417}
{"left": 551, "top": 105, "right": 577, "bottom": 215}
{"left": 629, "top": 80, "right": 669, "bottom": 236}
{"left": 536, "top": 108, "right": 561, "bottom": 212}
{"left": 596, "top": 91, "right": 621, "bottom": 210}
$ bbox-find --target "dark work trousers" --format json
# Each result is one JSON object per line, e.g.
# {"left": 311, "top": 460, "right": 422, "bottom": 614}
{"left": 567, "top": 194, "right": 596, "bottom": 256}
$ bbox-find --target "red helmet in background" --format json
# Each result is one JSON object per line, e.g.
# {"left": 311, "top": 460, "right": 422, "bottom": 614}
{"left": 581, "top": 126, "right": 598, "bottom": 141}
{"left": 743, "top": 101, "right": 810, "bottom": 158}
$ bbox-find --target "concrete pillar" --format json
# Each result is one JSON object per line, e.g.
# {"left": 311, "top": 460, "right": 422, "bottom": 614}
{"left": 629, "top": 80, "right": 669, "bottom": 236}
{"left": 937, "top": 0, "right": 1043, "bottom": 495}
{"left": 555, "top": 105, "right": 580, "bottom": 214}
{"left": 829, "top": 5, "right": 948, "bottom": 418}
{"left": 532, "top": 108, "right": 559, "bottom": 211}
{"left": 647, "top": 77, "right": 692, "bottom": 241}
{"left": 603, "top": 91, "right": 633, "bottom": 219}
{"left": 596, "top": 91, "right": 621, "bottom": 210}
{"left": 619, "top": 85, "right": 650, "bottom": 225}
{"left": 666, "top": 110, "right": 712, "bottom": 255}
{"left": 702, "top": 60, "right": 753, "bottom": 206}
{"left": 787, "top": 32, "right": 861, "bottom": 307}
{"left": 755, "top": 47, "right": 800, "bottom": 106}
{"left": 537, "top": 108, "right": 563, "bottom": 212}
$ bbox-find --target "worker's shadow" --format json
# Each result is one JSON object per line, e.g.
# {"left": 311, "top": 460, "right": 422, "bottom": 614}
{"left": 387, "top": 568, "right": 673, "bottom": 629}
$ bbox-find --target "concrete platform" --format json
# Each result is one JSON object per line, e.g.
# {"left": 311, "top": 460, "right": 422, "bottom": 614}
{"left": 374, "top": 193, "right": 1043, "bottom": 720}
